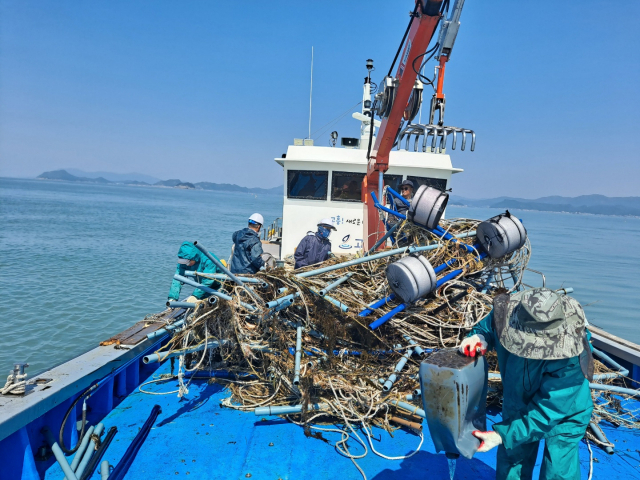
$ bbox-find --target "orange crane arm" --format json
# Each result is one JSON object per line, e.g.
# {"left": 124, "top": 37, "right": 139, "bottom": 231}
{"left": 362, "top": 0, "right": 444, "bottom": 250}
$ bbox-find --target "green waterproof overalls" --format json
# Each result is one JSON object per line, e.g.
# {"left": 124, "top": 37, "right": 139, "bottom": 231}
{"left": 470, "top": 308, "right": 593, "bottom": 480}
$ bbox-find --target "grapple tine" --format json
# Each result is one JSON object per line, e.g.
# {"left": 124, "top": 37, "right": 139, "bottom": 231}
{"left": 461, "top": 130, "right": 467, "bottom": 151}
{"left": 440, "top": 128, "right": 448, "bottom": 153}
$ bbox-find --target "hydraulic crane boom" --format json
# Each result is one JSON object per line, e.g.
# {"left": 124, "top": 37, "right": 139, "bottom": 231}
{"left": 362, "top": 0, "right": 445, "bottom": 250}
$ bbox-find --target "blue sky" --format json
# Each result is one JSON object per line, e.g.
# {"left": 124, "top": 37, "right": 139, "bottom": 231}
{"left": 1, "top": 1, "right": 638, "bottom": 197}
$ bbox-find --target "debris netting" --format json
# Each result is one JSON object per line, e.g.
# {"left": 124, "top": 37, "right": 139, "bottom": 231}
{"left": 143, "top": 217, "right": 638, "bottom": 468}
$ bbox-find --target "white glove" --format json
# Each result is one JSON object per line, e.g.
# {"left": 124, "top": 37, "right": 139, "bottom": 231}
{"left": 473, "top": 430, "right": 502, "bottom": 452}
{"left": 459, "top": 334, "right": 488, "bottom": 357}
{"left": 186, "top": 295, "right": 199, "bottom": 303}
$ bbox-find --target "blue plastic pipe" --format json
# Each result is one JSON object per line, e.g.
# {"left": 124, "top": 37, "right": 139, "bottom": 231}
{"left": 319, "top": 273, "right": 353, "bottom": 296}
{"left": 366, "top": 222, "right": 401, "bottom": 256}
{"left": 254, "top": 403, "right": 328, "bottom": 416}
{"left": 282, "top": 320, "right": 328, "bottom": 342}
{"left": 100, "top": 461, "right": 110, "bottom": 480}
{"left": 431, "top": 225, "right": 476, "bottom": 254}
{"left": 359, "top": 294, "right": 397, "bottom": 317}
{"left": 266, "top": 290, "right": 348, "bottom": 312}
{"left": 556, "top": 287, "right": 574, "bottom": 295}
{"left": 74, "top": 422, "right": 104, "bottom": 480}
{"left": 296, "top": 243, "right": 445, "bottom": 278}
{"left": 288, "top": 347, "right": 393, "bottom": 357}
{"left": 589, "top": 384, "right": 640, "bottom": 396}
{"left": 147, "top": 320, "right": 185, "bottom": 340}
{"left": 184, "top": 271, "right": 268, "bottom": 288}
{"left": 42, "top": 426, "right": 79, "bottom": 480}
{"left": 272, "top": 298, "right": 295, "bottom": 312}
{"left": 369, "top": 264, "right": 474, "bottom": 330}
{"left": 173, "top": 274, "right": 256, "bottom": 311}
{"left": 592, "top": 347, "right": 629, "bottom": 380}
{"left": 314, "top": 290, "right": 349, "bottom": 312}
{"left": 182, "top": 370, "right": 257, "bottom": 381}
{"left": 436, "top": 269, "right": 464, "bottom": 288}
{"left": 589, "top": 422, "right": 614, "bottom": 454}
{"left": 52, "top": 443, "right": 78, "bottom": 480}
{"left": 267, "top": 293, "right": 297, "bottom": 309}
{"left": 386, "top": 186, "right": 411, "bottom": 207}
{"left": 433, "top": 258, "right": 458, "bottom": 274}
{"left": 68, "top": 425, "right": 95, "bottom": 476}
{"left": 481, "top": 271, "right": 494, "bottom": 294}
{"left": 166, "top": 301, "right": 196, "bottom": 309}
{"left": 193, "top": 241, "right": 264, "bottom": 304}
{"left": 369, "top": 303, "right": 407, "bottom": 330}
{"left": 371, "top": 191, "right": 407, "bottom": 220}
{"left": 490, "top": 371, "right": 639, "bottom": 396}
{"left": 193, "top": 242, "right": 245, "bottom": 287}
{"left": 389, "top": 399, "right": 426, "bottom": 419}
{"left": 373, "top": 191, "right": 477, "bottom": 256}
{"left": 143, "top": 340, "right": 229, "bottom": 364}
{"left": 293, "top": 325, "right": 302, "bottom": 386}
{"left": 403, "top": 335, "right": 426, "bottom": 356}
{"left": 383, "top": 347, "right": 414, "bottom": 391}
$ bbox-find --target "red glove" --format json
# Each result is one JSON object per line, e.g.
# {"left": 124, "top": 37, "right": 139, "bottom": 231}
{"left": 459, "top": 334, "right": 488, "bottom": 357}
{"left": 472, "top": 430, "right": 502, "bottom": 452}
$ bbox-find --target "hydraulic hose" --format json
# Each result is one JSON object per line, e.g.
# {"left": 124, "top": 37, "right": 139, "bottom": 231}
{"left": 59, "top": 383, "right": 98, "bottom": 454}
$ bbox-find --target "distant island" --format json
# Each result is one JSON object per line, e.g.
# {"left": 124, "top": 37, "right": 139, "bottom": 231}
{"left": 450, "top": 194, "right": 640, "bottom": 217}
{"left": 36, "top": 170, "right": 282, "bottom": 195}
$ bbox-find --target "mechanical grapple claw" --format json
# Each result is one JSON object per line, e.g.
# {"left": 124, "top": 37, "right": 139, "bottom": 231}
{"left": 398, "top": 124, "right": 476, "bottom": 153}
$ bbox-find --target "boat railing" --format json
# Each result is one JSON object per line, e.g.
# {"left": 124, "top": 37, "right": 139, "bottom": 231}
{"left": 263, "top": 217, "right": 282, "bottom": 243}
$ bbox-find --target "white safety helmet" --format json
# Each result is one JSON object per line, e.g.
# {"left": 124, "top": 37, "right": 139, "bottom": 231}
{"left": 318, "top": 218, "right": 337, "bottom": 231}
{"left": 248, "top": 213, "right": 264, "bottom": 225}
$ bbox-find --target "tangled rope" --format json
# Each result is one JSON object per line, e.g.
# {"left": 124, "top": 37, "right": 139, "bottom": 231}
{"left": 142, "top": 216, "right": 633, "bottom": 476}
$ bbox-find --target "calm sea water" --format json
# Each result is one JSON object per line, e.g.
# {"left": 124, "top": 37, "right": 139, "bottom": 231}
{"left": 1, "top": 178, "right": 639, "bottom": 375}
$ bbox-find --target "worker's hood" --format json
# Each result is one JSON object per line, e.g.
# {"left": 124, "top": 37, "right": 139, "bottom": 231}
{"left": 177, "top": 242, "right": 200, "bottom": 262}
{"left": 232, "top": 228, "right": 259, "bottom": 245}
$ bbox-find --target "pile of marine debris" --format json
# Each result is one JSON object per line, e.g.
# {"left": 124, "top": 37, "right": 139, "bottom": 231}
{"left": 145, "top": 206, "right": 637, "bottom": 462}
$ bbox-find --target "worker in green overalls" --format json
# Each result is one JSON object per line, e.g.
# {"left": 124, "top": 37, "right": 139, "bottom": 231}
{"left": 459, "top": 288, "right": 594, "bottom": 480}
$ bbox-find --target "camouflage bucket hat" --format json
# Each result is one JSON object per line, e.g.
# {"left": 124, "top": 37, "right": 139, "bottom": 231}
{"left": 499, "top": 288, "right": 587, "bottom": 360}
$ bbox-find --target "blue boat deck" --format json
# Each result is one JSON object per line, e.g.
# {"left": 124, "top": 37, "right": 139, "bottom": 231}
{"left": 41, "top": 361, "right": 640, "bottom": 480}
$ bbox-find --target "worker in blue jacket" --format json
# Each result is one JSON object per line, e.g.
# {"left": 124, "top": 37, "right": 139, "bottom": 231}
{"left": 294, "top": 218, "right": 336, "bottom": 269}
{"left": 230, "top": 213, "right": 265, "bottom": 274}
{"left": 459, "top": 288, "right": 594, "bottom": 480}
{"left": 168, "top": 242, "right": 222, "bottom": 302}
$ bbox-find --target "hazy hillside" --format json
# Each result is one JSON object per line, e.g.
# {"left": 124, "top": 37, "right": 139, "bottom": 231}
{"left": 38, "top": 170, "right": 110, "bottom": 184}
{"left": 65, "top": 169, "right": 161, "bottom": 184}
{"left": 36, "top": 170, "right": 282, "bottom": 195}
{"left": 451, "top": 194, "right": 640, "bottom": 217}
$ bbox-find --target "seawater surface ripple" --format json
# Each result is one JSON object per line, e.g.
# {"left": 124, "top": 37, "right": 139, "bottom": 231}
{"left": 1, "top": 178, "right": 639, "bottom": 374}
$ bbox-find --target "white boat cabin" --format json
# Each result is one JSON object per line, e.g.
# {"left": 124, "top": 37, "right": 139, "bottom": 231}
{"left": 262, "top": 75, "right": 464, "bottom": 260}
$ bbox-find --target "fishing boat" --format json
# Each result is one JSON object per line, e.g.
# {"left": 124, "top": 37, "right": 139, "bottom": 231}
{"left": 2, "top": 1, "right": 639, "bottom": 479}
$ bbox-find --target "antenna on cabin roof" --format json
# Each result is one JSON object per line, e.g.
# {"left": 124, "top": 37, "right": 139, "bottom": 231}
{"left": 308, "top": 46, "right": 313, "bottom": 140}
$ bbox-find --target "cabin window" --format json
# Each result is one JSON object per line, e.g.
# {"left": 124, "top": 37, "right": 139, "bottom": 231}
{"left": 287, "top": 170, "right": 328, "bottom": 200}
{"left": 383, "top": 174, "right": 403, "bottom": 193}
{"left": 407, "top": 176, "right": 447, "bottom": 191}
{"left": 331, "top": 171, "right": 365, "bottom": 202}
